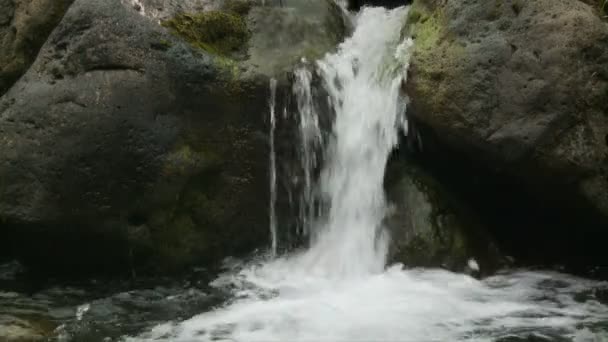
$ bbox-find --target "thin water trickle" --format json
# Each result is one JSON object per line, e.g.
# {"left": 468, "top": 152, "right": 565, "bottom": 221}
{"left": 122, "top": 5, "right": 608, "bottom": 342}
{"left": 292, "top": 64, "right": 323, "bottom": 238}
{"left": 268, "top": 78, "right": 278, "bottom": 257}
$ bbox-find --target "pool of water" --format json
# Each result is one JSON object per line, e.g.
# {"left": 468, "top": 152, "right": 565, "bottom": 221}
{"left": 0, "top": 260, "right": 224, "bottom": 342}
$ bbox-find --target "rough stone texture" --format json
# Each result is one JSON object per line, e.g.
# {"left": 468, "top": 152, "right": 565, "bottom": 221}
{"left": 385, "top": 157, "right": 504, "bottom": 275}
{"left": 0, "top": 0, "right": 74, "bottom": 96}
{"left": 245, "top": 0, "right": 347, "bottom": 77}
{"left": 0, "top": 0, "right": 345, "bottom": 274}
{"left": 121, "top": 0, "right": 217, "bottom": 20}
{"left": 406, "top": 0, "right": 608, "bottom": 224}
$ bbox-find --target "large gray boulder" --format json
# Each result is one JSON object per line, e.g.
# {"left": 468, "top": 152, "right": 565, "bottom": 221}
{"left": 0, "top": 0, "right": 345, "bottom": 274}
{"left": 405, "top": 0, "right": 608, "bottom": 229}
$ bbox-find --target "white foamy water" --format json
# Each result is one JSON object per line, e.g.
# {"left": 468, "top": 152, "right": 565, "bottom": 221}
{"left": 125, "top": 6, "right": 608, "bottom": 342}
{"left": 128, "top": 264, "right": 608, "bottom": 342}
{"left": 298, "top": 6, "right": 411, "bottom": 277}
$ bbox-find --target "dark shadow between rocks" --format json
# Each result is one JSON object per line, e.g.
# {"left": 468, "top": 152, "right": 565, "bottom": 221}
{"left": 347, "top": 0, "right": 412, "bottom": 11}
{"left": 397, "top": 116, "right": 608, "bottom": 279}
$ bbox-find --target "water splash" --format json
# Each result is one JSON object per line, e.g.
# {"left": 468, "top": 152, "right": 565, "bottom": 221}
{"left": 125, "top": 265, "right": 608, "bottom": 342}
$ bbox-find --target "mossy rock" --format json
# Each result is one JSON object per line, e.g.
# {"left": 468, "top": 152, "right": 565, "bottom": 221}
{"left": 161, "top": 0, "right": 346, "bottom": 80}
{"left": 405, "top": 0, "right": 608, "bottom": 259}
{"left": 0, "top": 0, "right": 345, "bottom": 277}
{"left": 162, "top": 10, "right": 249, "bottom": 57}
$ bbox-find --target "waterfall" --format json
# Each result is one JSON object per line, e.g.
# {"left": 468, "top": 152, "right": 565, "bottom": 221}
{"left": 294, "top": 7, "right": 411, "bottom": 277}
{"left": 126, "top": 5, "right": 608, "bottom": 342}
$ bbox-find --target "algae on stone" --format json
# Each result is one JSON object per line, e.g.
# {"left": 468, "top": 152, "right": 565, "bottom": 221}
{"left": 403, "top": 0, "right": 467, "bottom": 127}
{"left": 161, "top": 10, "right": 249, "bottom": 57}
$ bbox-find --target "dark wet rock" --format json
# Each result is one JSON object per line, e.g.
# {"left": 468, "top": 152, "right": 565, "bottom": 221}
{"left": 385, "top": 156, "right": 504, "bottom": 276}
{"left": 0, "top": 0, "right": 345, "bottom": 275}
{"left": 0, "top": 0, "right": 74, "bottom": 96}
{"left": 403, "top": 0, "right": 608, "bottom": 273}
{"left": 348, "top": 0, "right": 409, "bottom": 10}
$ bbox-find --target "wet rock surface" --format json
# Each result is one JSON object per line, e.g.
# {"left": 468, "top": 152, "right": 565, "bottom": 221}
{"left": 385, "top": 156, "right": 504, "bottom": 276}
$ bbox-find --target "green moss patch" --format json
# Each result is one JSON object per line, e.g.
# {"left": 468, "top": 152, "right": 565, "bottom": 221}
{"left": 162, "top": 11, "right": 250, "bottom": 56}
{"left": 408, "top": 5, "right": 444, "bottom": 50}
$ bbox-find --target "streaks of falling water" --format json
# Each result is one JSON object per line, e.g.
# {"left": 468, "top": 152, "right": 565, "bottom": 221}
{"left": 268, "top": 78, "right": 278, "bottom": 257}
{"left": 298, "top": 6, "right": 412, "bottom": 277}
{"left": 292, "top": 65, "right": 323, "bottom": 238}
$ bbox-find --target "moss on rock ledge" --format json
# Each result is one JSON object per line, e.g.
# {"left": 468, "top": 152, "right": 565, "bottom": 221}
{"left": 162, "top": 10, "right": 249, "bottom": 57}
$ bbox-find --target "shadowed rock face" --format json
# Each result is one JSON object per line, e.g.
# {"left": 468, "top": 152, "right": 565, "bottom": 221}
{"left": 404, "top": 0, "right": 608, "bottom": 274}
{"left": 384, "top": 154, "right": 504, "bottom": 276}
{"left": 347, "top": 0, "right": 409, "bottom": 10}
{"left": 0, "top": 0, "right": 345, "bottom": 276}
{"left": 0, "top": 0, "right": 74, "bottom": 96}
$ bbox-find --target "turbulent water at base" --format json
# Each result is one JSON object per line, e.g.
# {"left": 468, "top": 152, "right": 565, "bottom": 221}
{"left": 1, "top": 5, "right": 608, "bottom": 342}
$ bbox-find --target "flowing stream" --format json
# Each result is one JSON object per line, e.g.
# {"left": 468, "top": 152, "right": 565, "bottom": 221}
{"left": 1, "top": 5, "right": 607, "bottom": 342}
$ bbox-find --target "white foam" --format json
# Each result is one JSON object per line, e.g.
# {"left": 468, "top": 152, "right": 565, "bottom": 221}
{"left": 126, "top": 264, "right": 608, "bottom": 341}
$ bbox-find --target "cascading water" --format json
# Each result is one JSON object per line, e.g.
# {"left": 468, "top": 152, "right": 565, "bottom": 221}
{"left": 269, "top": 6, "right": 412, "bottom": 278}
{"left": 292, "top": 65, "right": 323, "bottom": 238}
{"left": 124, "top": 5, "right": 608, "bottom": 342}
